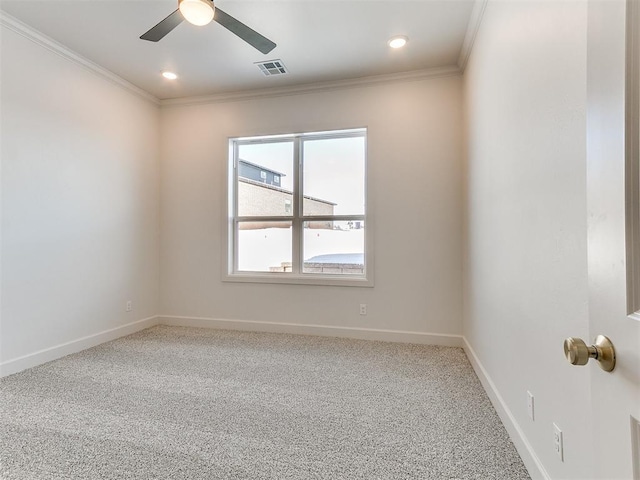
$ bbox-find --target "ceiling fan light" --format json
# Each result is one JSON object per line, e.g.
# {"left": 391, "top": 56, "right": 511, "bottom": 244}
{"left": 179, "top": 0, "right": 215, "bottom": 26}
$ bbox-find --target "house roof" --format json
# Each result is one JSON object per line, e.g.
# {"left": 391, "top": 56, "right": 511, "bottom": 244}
{"left": 238, "top": 177, "right": 336, "bottom": 206}
{"left": 239, "top": 159, "right": 286, "bottom": 177}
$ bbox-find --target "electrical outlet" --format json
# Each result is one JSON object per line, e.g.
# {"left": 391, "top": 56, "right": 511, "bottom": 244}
{"left": 126, "top": 301, "right": 132, "bottom": 312}
{"left": 527, "top": 391, "right": 535, "bottom": 421}
{"left": 359, "top": 304, "right": 367, "bottom": 315}
{"left": 553, "top": 423, "right": 564, "bottom": 461}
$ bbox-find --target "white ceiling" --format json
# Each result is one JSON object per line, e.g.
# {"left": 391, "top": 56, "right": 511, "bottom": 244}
{"left": 1, "top": 0, "right": 475, "bottom": 100}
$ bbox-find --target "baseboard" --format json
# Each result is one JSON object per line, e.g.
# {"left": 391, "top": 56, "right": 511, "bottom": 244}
{"left": 1, "top": 314, "right": 462, "bottom": 376}
{"left": 462, "top": 337, "right": 550, "bottom": 480}
{"left": 158, "top": 315, "right": 463, "bottom": 347}
{"left": 0, "top": 316, "right": 159, "bottom": 377}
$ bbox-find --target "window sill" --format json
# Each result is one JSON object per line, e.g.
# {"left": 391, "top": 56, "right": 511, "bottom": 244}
{"left": 223, "top": 272, "right": 374, "bottom": 287}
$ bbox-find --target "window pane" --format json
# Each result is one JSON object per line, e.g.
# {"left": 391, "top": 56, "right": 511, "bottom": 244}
{"left": 237, "top": 142, "right": 293, "bottom": 217}
{"left": 302, "top": 136, "right": 365, "bottom": 216}
{"left": 303, "top": 220, "right": 365, "bottom": 275}
{"left": 237, "top": 221, "right": 292, "bottom": 272}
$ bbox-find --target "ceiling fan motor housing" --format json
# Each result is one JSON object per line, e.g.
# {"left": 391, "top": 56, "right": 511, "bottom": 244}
{"left": 178, "top": 0, "right": 215, "bottom": 26}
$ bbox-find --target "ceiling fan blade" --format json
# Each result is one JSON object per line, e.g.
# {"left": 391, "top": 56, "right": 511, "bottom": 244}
{"left": 213, "top": 8, "right": 276, "bottom": 54}
{"left": 140, "top": 9, "right": 184, "bottom": 42}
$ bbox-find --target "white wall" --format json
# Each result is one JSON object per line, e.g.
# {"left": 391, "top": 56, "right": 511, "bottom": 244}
{"left": 463, "top": 1, "right": 592, "bottom": 478}
{"left": 160, "top": 76, "right": 463, "bottom": 340}
{"left": 1, "top": 27, "right": 160, "bottom": 371}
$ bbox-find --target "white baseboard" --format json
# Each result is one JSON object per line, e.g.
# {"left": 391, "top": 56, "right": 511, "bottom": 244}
{"left": 0, "top": 316, "right": 159, "bottom": 377}
{"left": 158, "top": 315, "right": 463, "bottom": 347}
{"left": 1, "top": 314, "right": 462, "bottom": 376}
{"left": 462, "top": 337, "right": 550, "bottom": 480}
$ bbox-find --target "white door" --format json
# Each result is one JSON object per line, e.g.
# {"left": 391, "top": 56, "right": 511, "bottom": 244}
{"left": 586, "top": 0, "right": 640, "bottom": 478}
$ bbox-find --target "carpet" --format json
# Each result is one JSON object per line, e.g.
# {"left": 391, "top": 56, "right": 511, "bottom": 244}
{"left": 0, "top": 325, "right": 530, "bottom": 479}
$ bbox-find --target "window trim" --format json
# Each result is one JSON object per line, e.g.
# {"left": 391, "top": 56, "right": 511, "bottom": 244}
{"left": 224, "top": 128, "right": 373, "bottom": 287}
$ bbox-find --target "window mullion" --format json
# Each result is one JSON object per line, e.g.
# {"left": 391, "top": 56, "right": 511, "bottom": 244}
{"left": 291, "top": 137, "right": 302, "bottom": 274}
{"left": 232, "top": 141, "right": 240, "bottom": 273}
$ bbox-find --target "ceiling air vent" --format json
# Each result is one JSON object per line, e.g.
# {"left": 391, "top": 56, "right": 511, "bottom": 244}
{"left": 255, "top": 59, "right": 288, "bottom": 76}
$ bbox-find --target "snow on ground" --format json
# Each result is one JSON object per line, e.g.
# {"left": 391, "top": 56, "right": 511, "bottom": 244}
{"left": 238, "top": 227, "right": 364, "bottom": 272}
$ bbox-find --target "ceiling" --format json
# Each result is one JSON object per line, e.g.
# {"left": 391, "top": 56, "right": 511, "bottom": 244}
{"left": 0, "top": 1, "right": 476, "bottom": 101}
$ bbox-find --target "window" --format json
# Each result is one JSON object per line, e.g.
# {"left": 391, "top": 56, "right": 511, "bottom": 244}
{"left": 226, "top": 128, "right": 371, "bottom": 286}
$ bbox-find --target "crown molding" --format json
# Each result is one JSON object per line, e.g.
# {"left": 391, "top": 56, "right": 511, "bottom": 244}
{"left": 458, "top": 0, "right": 489, "bottom": 71}
{"left": 0, "top": 11, "right": 160, "bottom": 106}
{"left": 160, "top": 65, "right": 462, "bottom": 108}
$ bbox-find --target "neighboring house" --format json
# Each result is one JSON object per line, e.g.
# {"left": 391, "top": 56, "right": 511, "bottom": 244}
{"left": 238, "top": 159, "right": 283, "bottom": 187}
{"left": 237, "top": 159, "right": 335, "bottom": 229}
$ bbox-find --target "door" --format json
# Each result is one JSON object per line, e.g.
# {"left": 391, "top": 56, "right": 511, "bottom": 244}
{"left": 587, "top": 0, "right": 640, "bottom": 478}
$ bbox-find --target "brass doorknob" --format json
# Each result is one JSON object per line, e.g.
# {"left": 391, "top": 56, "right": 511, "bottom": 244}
{"left": 563, "top": 335, "right": 616, "bottom": 372}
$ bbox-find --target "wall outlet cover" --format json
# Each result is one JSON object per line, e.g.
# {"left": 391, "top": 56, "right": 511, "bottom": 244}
{"left": 527, "top": 391, "right": 535, "bottom": 421}
{"left": 553, "top": 423, "right": 564, "bottom": 462}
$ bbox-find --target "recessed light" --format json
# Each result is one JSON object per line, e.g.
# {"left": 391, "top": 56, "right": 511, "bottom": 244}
{"left": 388, "top": 36, "right": 408, "bottom": 49}
{"left": 162, "top": 71, "right": 178, "bottom": 80}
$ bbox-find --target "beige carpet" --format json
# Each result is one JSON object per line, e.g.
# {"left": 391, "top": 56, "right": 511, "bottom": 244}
{"left": 0, "top": 325, "right": 530, "bottom": 479}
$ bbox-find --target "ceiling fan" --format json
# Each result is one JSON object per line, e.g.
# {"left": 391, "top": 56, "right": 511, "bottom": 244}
{"left": 140, "top": 0, "right": 276, "bottom": 54}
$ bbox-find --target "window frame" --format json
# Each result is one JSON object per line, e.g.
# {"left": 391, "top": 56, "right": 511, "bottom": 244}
{"left": 224, "top": 128, "right": 373, "bottom": 287}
